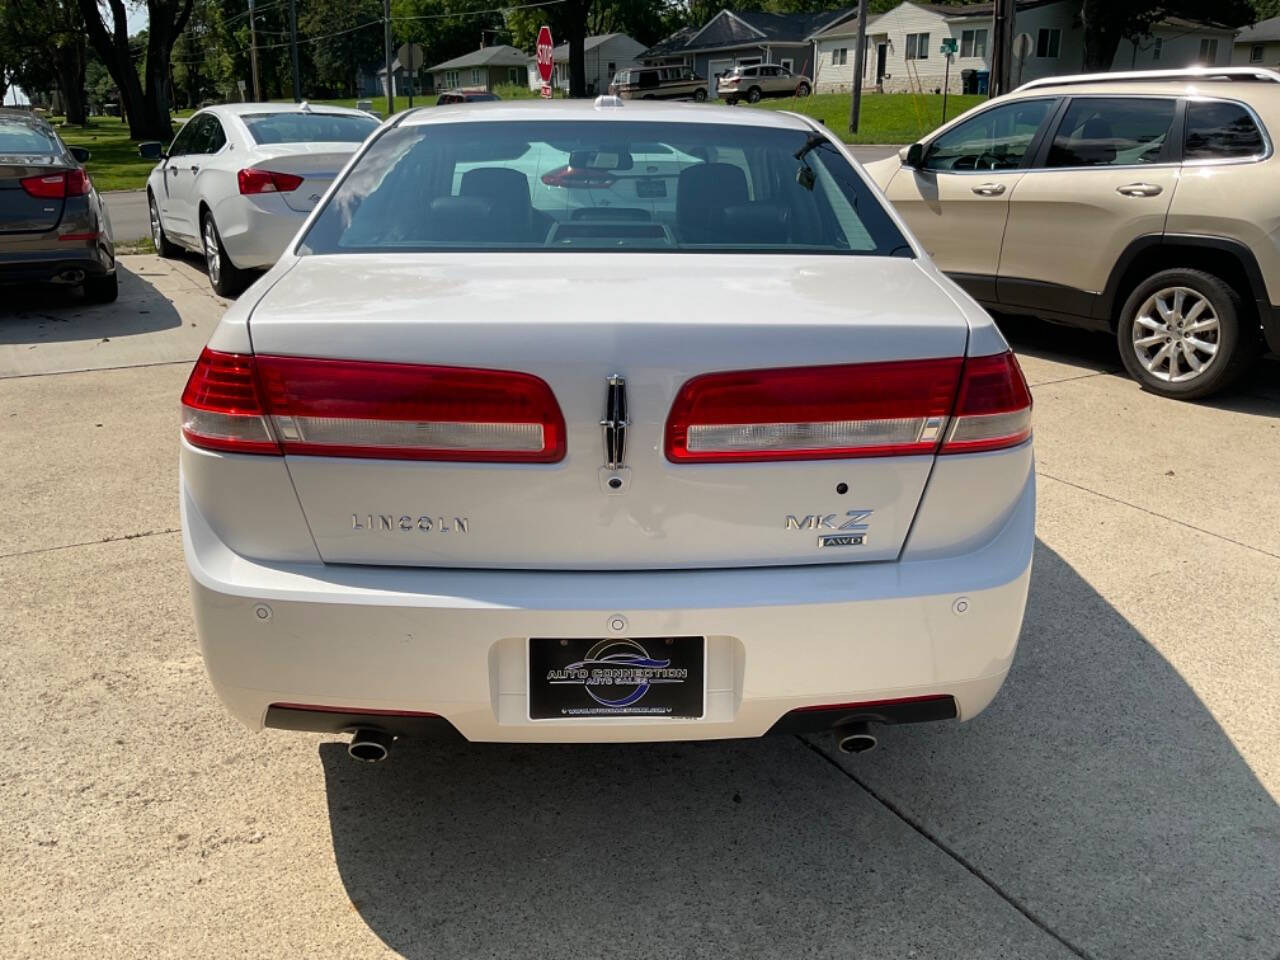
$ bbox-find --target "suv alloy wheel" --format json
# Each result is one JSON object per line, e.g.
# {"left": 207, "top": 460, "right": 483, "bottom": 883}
{"left": 1117, "top": 268, "right": 1256, "bottom": 400}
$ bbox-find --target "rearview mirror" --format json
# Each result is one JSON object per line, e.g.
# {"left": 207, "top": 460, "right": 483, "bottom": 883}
{"left": 70, "top": 146, "right": 91, "bottom": 163}
{"left": 904, "top": 142, "right": 925, "bottom": 168}
{"left": 138, "top": 141, "right": 166, "bottom": 160}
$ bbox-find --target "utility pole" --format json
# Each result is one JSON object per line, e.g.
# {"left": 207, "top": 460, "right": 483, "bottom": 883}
{"left": 989, "top": 0, "right": 1016, "bottom": 97}
{"left": 288, "top": 0, "right": 301, "bottom": 102}
{"left": 248, "top": 0, "right": 261, "bottom": 101}
{"left": 847, "top": 1, "right": 869, "bottom": 133}
{"left": 383, "top": 0, "right": 395, "bottom": 114}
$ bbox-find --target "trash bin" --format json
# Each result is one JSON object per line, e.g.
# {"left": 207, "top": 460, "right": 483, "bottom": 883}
{"left": 961, "top": 69, "right": 977, "bottom": 94}
{"left": 976, "top": 70, "right": 990, "bottom": 95}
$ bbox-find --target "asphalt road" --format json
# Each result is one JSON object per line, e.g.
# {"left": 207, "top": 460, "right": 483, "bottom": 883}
{"left": 101, "top": 146, "right": 904, "bottom": 245}
{"left": 2, "top": 258, "right": 1278, "bottom": 959}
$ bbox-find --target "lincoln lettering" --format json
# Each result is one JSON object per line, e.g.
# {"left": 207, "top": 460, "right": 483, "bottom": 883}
{"left": 351, "top": 514, "right": 469, "bottom": 533}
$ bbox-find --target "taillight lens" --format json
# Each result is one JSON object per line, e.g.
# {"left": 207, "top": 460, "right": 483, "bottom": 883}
{"left": 181, "top": 349, "right": 566, "bottom": 462}
{"left": 666, "top": 352, "right": 1032, "bottom": 462}
{"left": 540, "top": 165, "right": 616, "bottom": 189}
{"left": 666, "top": 358, "right": 964, "bottom": 462}
{"left": 237, "top": 168, "right": 305, "bottom": 194}
{"left": 181, "top": 349, "right": 279, "bottom": 454}
{"left": 20, "top": 169, "right": 90, "bottom": 198}
{"left": 939, "top": 351, "right": 1033, "bottom": 454}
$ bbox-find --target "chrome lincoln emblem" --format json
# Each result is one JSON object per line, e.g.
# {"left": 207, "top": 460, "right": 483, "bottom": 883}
{"left": 601, "top": 374, "right": 629, "bottom": 469}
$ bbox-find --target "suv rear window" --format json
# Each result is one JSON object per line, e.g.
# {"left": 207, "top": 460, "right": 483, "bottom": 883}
{"left": 300, "top": 120, "right": 909, "bottom": 256}
{"left": 0, "top": 119, "right": 58, "bottom": 155}
{"left": 1184, "top": 100, "right": 1266, "bottom": 161}
{"left": 241, "top": 112, "right": 378, "bottom": 145}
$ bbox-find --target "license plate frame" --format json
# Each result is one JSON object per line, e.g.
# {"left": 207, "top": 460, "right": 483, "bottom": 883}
{"left": 527, "top": 636, "right": 706, "bottom": 721}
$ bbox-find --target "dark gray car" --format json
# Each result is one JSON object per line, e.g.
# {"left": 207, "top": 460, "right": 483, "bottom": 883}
{"left": 0, "top": 109, "right": 117, "bottom": 302}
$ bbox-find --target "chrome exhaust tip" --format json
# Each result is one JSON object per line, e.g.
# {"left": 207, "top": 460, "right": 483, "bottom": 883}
{"left": 348, "top": 728, "right": 392, "bottom": 763}
{"left": 835, "top": 721, "right": 877, "bottom": 754}
{"left": 53, "top": 269, "right": 86, "bottom": 285}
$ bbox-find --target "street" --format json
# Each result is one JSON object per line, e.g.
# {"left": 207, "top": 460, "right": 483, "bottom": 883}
{"left": 1, "top": 256, "right": 1277, "bottom": 958}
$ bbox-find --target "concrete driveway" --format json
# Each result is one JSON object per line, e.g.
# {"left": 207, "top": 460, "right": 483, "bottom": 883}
{"left": 1, "top": 256, "right": 1277, "bottom": 959}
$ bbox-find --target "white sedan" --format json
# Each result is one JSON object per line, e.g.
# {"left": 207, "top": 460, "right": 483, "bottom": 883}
{"left": 140, "top": 103, "right": 378, "bottom": 295}
{"left": 180, "top": 99, "right": 1034, "bottom": 763}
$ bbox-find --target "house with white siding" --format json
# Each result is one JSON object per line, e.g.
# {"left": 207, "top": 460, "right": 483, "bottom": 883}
{"left": 1233, "top": 16, "right": 1280, "bottom": 69}
{"left": 812, "top": 0, "right": 1235, "bottom": 95}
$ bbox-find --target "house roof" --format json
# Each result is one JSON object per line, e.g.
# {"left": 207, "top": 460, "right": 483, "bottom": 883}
{"left": 428, "top": 44, "right": 531, "bottom": 72}
{"left": 551, "top": 33, "right": 641, "bottom": 58}
{"left": 1235, "top": 16, "right": 1280, "bottom": 43}
{"left": 641, "top": 7, "right": 858, "bottom": 58}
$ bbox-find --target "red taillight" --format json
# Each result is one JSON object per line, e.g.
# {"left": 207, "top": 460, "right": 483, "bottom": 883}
{"left": 20, "top": 169, "right": 90, "bottom": 198}
{"left": 181, "top": 349, "right": 280, "bottom": 454}
{"left": 666, "top": 358, "right": 964, "bottom": 462}
{"left": 540, "top": 165, "right": 616, "bottom": 189}
{"left": 666, "top": 352, "right": 1031, "bottom": 462}
{"left": 181, "top": 348, "right": 565, "bottom": 462}
{"left": 237, "top": 168, "right": 305, "bottom": 194}
{"left": 939, "top": 352, "right": 1033, "bottom": 454}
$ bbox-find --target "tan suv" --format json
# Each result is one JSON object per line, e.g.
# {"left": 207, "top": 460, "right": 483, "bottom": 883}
{"left": 864, "top": 67, "right": 1280, "bottom": 399}
{"left": 718, "top": 63, "right": 812, "bottom": 104}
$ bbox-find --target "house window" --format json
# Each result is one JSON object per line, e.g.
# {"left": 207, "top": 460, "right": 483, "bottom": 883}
{"left": 471, "top": 68, "right": 482, "bottom": 85}
{"left": 1199, "top": 38, "right": 1218, "bottom": 63}
{"left": 607, "top": 61, "right": 616, "bottom": 78}
{"left": 508, "top": 67, "right": 521, "bottom": 84}
{"left": 961, "top": 29, "right": 987, "bottom": 58}
{"left": 905, "top": 32, "right": 930, "bottom": 60}
{"left": 1036, "top": 28, "right": 1061, "bottom": 59}
{"left": 1153, "top": 38, "right": 1162, "bottom": 61}
{"left": 781, "top": 59, "right": 793, "bottom": 72}
{"left": 444, "top": 70, "right": 459, "bottom": 88}
{"left": 833, "top": 47, "right": 847, "bottom": 66}
{"left": 1251, "top": 44, "right": 1265, "bottom": 63}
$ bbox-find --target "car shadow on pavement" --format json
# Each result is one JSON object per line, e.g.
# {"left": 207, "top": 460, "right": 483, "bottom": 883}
{"left": 318, "top": 540, "right": 1279, "bottom": 959}
{"left": 0, "top": 262, "right": 181, "bottom": 344}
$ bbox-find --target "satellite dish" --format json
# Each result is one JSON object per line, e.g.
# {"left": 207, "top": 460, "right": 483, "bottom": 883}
{"left": 1014, "top": 33, "right": 1034, "bottom": 59}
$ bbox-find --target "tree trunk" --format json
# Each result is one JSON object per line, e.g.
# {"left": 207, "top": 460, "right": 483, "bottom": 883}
{"left": 54, "top": 40, "right": 88, "bottom": 125}
{"left": 1080, "top": 0, "right": 1122, "bottom": 72}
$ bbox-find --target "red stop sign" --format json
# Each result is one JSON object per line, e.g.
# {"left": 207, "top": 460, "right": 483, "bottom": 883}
{"left": 536, "top": 26, "right": 554, "bottom": 84}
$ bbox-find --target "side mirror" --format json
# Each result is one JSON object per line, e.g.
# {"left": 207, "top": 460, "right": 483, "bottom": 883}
{"left": 70, "top": 146, "right": 91, "bottom": 163}
{"left": 138, "top": 141, "right": 165, "bottom": 160}
{"left": 904, "top": 142, "right": 925, "bottom": 168}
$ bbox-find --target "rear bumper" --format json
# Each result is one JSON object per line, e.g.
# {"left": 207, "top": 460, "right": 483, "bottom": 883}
{"left": 184, "top": 468, "right": 1034, "bottom": 743}
{"left": 0, "top": 247, "right": 113, "bottom": 285}
{"left": 210, "top": 194, "right": 306, "bottom": 270}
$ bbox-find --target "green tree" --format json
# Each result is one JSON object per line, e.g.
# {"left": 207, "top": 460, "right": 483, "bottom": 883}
{"left": 76, "top": 0, "right": 196, "bottom": 139}
{"left": 0, "top": 0, "right": 88, "bottom": 122}
{"left": 301, "top": 0, "right": 383, "bottom": 97}
{"left": 1079, "top": 0, "right": 1254, "bottom": 70}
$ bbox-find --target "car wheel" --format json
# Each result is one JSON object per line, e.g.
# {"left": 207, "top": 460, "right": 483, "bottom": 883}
{"left": 693, "top": 87, "right": 707, "bottom": 102}
{"left": 1116, "top": 267, "right": 1256, "bottom": 400}
{"left": 148, "top": 192, "right": 180, "bottom": 258}
{"left": 201, "top": 211, "right": 249, "bottom": 298}
{"left": 82, "top": 272, "right": 118, "bottom": 304}
{"left": 746, "top": 86, "right": 762, "bottom": 104}
{"left": 795, "top": 81, "right": 811, "bottom": 97}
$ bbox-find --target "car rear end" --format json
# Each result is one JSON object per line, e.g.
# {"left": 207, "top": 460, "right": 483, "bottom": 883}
{"left": 0, "top": 114, "right": 113, "bottom": 288}
{"left": 181, "top": 104, "right": 1034, "bottom": 746}
{"left": 718, "top": 67, "right": 746, "bottom": 102}
{"left": 213, "top": 109, "right": 378, "bottom": 269}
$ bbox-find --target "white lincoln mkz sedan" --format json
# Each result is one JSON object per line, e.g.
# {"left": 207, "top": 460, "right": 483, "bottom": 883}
{"left": 180, "top": 99, "right": 1034, "bottom": 762}
{"left": 141, "top": 103, "right": 378, "bottom": 296}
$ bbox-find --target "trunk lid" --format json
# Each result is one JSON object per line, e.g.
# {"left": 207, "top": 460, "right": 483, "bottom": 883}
{"left": 247, "top": 253, "right": 971, "bottom": 570}
{"left": 0, "top": 159, "right": 68, "bottom": 234}
{"left": 245, "top": 143, "right": 359, "bottom": 213}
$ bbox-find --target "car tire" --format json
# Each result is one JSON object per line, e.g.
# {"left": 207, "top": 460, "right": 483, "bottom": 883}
{"left": 693, "top": 87, "right": 707, "bottom": 102}
{"left": 1116, "top": 267, "right": 1257, "bottom": 400}
{"left": 201, "top": 210, "right": 250, "bottom": 298}
{"left": 746, "top": 86, "right": 762, "bottom": 104}
{"left": 795, "top": 81, "right": 811, "bottom": 97}
{"left": 82, "top": 272, "right": 118, "bottom": 304}
{"left": 148, "top": 192, "right": 180, "bottom": 258}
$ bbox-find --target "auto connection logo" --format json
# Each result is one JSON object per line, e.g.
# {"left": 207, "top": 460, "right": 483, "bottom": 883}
{"left": 545, "top": 639, "right": 687, "bottom": 714}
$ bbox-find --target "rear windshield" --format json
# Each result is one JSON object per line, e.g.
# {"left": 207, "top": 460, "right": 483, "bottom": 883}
{"left": 0, "top": 119, "right": 59, "bottom": 155}
{"left": 241, "top": 112, "right": 378, "bottom": 145}
{"left": 300, "top": 119, "right": 910, "bottom": 256}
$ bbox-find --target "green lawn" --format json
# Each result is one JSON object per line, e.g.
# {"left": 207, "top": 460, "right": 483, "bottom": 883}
{"left": 51, "top": 116, "right": 180, "bottom": 192}
{"left": 753, "top": 92, "right": 985, "bottom": 144}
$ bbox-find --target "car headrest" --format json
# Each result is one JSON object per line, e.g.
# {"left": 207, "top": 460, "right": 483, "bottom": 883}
{"left": 1075, "top": 117, "right": 1117, "bottom": 165}
{"left": 676, "top": 162, "right": 749, "bottom": 242}
{"left": 719, "top": 203, "right": 790, "bottom": 244}
{"left": 427, "top": 195, "right": 496, "bottom": 241}
{"left": 460, "top": 167, "right": 532, "bottom": 212}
